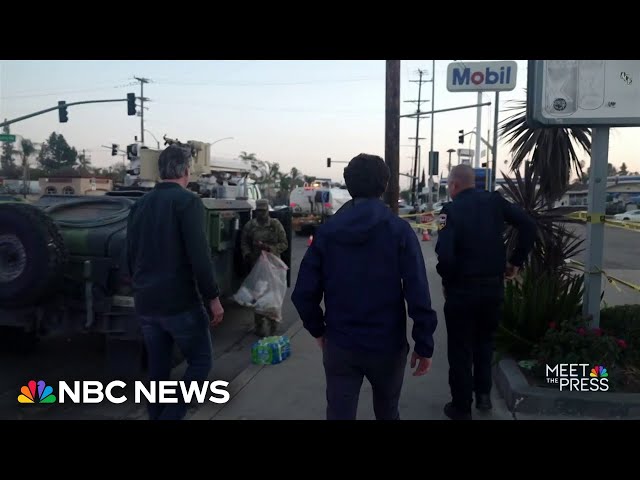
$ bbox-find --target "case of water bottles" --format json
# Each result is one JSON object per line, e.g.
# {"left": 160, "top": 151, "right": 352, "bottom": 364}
{"left": 251, "top": 335, "right": 291, "bottom": 365}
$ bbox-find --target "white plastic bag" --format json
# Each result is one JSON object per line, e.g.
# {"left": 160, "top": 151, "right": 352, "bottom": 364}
{"left": 232, "top": 251, "right": 289, "bottom": 322}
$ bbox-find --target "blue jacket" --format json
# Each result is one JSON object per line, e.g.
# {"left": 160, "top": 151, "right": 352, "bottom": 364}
{"left": 435, "top": 188, "right": 536, "bottom": 287}
{"left": 291, "top": 198, "right": 438, "bottom": 358}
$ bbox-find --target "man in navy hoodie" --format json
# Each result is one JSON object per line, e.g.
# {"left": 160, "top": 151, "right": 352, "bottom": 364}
{"left": 291, "top": 153, "right": 438, "bottom": 420}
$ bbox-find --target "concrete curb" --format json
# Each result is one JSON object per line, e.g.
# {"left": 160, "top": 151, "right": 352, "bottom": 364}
{"left": 493, "top": 357, "right": 640, "bottom": 419}
{"left": 188, "top": 320, "right": 306, "bottom": 420}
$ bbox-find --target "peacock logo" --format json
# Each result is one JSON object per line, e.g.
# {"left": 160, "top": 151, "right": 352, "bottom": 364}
{"left": 590, "top": 366, "right": 608, "bottom": 378}
{"left": 18, "top": 380, "right": 57, "bottom": 404}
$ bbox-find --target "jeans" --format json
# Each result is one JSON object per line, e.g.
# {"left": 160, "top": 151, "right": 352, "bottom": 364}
{"left": 444, "top": 285, "right": 502, "bottom": 413}
{"left": 322, "top": 341, "right": 409, "bottom": 420}
{"left": 139, "top": 305, "right": 213, "bottom": 420}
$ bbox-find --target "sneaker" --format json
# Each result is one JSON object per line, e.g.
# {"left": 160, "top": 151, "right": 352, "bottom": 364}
{"left": 475, "top": 394, "right": 492, "bottom": 411}
{"left": 444, "top": 402, "right": 472, "bottom": 421}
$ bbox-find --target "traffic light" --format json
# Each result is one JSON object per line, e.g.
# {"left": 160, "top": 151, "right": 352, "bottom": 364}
{"left": 327, "top": 157, "right": 331, "bottom": 168}
{"left": 58, "top": 101, "right": 68, "bottom": 123}
{"left": 458, "top": 129, "right": 464, "bottom": 144}
{"left": 127, "top": 93, "right": 137, "bottom": 116}
{"left": 111, "top": 144, "right": 119, "bottom": 156}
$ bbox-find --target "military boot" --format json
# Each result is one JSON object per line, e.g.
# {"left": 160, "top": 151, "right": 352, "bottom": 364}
{"left": 268, "top": 319, "right": 279, "bottom": 336}
{"left": 254, "top": 316, "right": 269, "bottom": 337}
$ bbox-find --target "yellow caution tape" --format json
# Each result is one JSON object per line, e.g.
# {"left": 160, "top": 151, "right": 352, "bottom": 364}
{"left": 586, "top": 212, "right": 605, "bottom": 224}
{"left": 563, "top": 212, "right": 640, "bottom": 233}
{"left": 566, "top": 259, "right": 640, "bottom": 293}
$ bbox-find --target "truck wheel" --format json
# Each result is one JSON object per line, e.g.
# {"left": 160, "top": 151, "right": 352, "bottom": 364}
{"left": 0, "top": 327, "right": 39, "bottom": 354}
{"left": 0, "top": 203, "right": 68, "bottom": 308}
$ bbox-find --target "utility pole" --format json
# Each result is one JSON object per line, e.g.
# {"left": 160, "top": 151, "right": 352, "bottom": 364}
{"left": 446, "top": 148, "right": 455, "bottom": 201}
{"left": 405, "top": 69, "right": 430, "bottom": 206}
{"left": 475, "top": 92, "right": 482, "bottom": 168}
{"left": 134, "top": 77, "right": 151, "bottom": 144}
{"left": 384, "top": 61, "right": 401, "bottom": 214}
{"left": 491, "top": 92, "right": 500, "bottom": 191}
{"left": 428, "top": 60, "right": 436, "bottom": 209}
{"left": 408, "top": 136, "right": 425, "bottom": 201}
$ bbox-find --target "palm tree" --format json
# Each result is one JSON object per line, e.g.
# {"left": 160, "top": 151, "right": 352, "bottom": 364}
{"left": 499, "top": 97, "right": 592, "bottom": 203}
{"left": 20, "top": 139, "right": 36, "bottom": 197}
{"left": 77, "top": 152, "right": 92, "bottom": 173}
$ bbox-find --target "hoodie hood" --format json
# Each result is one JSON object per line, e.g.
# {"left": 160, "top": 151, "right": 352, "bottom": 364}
{"left": 321, "top": 198, "right": 392, "bottom": 245}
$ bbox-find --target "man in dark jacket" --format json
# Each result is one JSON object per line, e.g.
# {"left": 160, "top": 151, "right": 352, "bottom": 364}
{"left": 126, "top": 144, "right": 225, "bottom": 421}
{"left": 292, "top": 153, "right": 438, "bottom": 420}
{"left": 436, "top": 164, "right": 535, "bottom": 420}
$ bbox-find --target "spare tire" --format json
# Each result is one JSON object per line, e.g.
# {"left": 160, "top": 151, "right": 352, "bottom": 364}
{"left": 0, "top": 203, "right": 68, "bottom": 308}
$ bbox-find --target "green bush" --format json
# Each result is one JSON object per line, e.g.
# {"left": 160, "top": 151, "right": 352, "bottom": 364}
{"left": 532, "top": 316, "right": 633, "bottom": 390}
{"left": 600, "top": 304, "right": 640, "bottom": 366}
{"left": 601, "top": 304, "right": 640, "bottom": 340}
{"left": 496, "top": 268, "right": 584, "bottom": 359}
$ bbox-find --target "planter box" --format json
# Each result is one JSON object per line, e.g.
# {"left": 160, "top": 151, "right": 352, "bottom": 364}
{"left": 493, "top": 357, "right": 640, "bottom": 419}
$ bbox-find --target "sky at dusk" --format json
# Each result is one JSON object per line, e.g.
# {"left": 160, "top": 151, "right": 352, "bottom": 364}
{"left": 2, "top": 60, "right": 638, "bottom": 190}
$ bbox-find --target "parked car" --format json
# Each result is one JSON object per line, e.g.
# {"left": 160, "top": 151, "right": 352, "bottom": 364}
{"left": 398, "top": 201, "right": 416, "bottom": 216}
{"left": 613, "top": 210, "right": 640, "bottom": 222}
{"left": 418, "top": 201, "right": 446, "bottom": 214}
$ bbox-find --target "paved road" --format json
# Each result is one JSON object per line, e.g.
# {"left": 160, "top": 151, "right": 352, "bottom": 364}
{"left": 0, "top": 235, "right": 310, "bottom": 420}
{"left": 569, "top": 223, "right": 640, "bottom": 270}
{"left": 2, "top": 221, "right": 635, "bottom": 420}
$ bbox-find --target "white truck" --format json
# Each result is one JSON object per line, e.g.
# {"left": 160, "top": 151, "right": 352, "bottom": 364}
{"left": 289, "top": 184, "right": 351, "bottom": 235}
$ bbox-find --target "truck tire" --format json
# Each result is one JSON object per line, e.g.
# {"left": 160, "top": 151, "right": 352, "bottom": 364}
{"left": 0, "top": 203, "right": 68, "bottom": 308}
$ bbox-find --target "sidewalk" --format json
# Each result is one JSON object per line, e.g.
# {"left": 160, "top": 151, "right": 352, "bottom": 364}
{"left": 190, "top": 236, "right": 519, "bottom": 421}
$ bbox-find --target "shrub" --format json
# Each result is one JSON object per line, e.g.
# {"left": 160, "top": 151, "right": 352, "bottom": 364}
{"left": 497, "top": 268, "right": 584, "bottom": 359}
{"left": 532, "top": 316, "right": 631, "bottom": 389}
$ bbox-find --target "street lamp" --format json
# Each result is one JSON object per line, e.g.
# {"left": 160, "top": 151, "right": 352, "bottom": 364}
{"left": 144, "top": 129, "right": 160, "bottom": 149}
{"left": 209, "top": 136, "right": 234, "bottom": 146}
{"left": 208, "top": 137, "right": 235, "bottom": 166}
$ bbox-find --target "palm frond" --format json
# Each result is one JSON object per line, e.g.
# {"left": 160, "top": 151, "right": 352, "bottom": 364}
{"left": 499, "top": 95, "right": 591, "bottom": 202}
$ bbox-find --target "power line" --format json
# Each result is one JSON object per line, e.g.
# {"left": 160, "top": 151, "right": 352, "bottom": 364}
{"left": 0, "top": 82, "right": 135, "bottom": 100}
{"left": 153, "top": 77, "right": 380, "bottom": 87}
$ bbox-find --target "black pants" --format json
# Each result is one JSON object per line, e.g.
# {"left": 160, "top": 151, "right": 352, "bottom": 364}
{"left": 322, "top": 341, "right": 408, "bottom": 420}
{"left": 444, "top": 284, "right": 502, "bottom": 414}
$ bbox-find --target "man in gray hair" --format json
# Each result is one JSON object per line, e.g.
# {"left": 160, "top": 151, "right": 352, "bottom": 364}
{"left": 436, "top": 163, "right": 535, "bottom": 420}
{"left": 126, "top": 144, "right": 224, "bottom": 420}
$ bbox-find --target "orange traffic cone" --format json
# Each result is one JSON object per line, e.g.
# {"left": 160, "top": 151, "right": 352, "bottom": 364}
{"left": 307, "top": 235, "right": 314, "bottom": 246}
{"left": 422, "top": 230, "right": 431, "bottom": 241}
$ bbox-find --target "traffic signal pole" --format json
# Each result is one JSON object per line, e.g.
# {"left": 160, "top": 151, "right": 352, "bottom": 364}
{"left": 0, "top": 95, "right": 136, "bottom": 129}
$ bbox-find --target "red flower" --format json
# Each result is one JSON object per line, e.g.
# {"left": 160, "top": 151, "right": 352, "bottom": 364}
{"left": 577, "top": 327, "right": 586, "bottom": 336}
{"left": 549, "top": 322, "right": 557, "bottom": 330}
{"left": 617, "top": 339, "right": 627, "bottom": 349}
{"left": 592, "top": 328, "right": 603, "bottom": 336}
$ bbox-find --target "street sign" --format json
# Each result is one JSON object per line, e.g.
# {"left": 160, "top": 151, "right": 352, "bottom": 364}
{"left": 0, "top": 134, "right": 16, "bottom": 142}
{"left": 447, "top": 61, "right": 518, "bottom": 92}
{"left": 528, "top": 60, "right": 640, "bottom": 127}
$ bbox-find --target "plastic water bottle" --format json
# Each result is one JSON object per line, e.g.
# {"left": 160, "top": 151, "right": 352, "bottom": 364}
{"left": 251, "top": 335, "right": 291, "bottom": 365}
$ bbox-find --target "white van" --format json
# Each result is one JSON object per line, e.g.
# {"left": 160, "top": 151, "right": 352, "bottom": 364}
{"left": 289, "top": 186, "right": 351, "bottom": 217}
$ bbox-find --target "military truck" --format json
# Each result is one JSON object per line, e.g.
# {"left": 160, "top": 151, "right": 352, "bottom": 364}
{"left": 0, "top": 155, "right": 292, "bottom": 376}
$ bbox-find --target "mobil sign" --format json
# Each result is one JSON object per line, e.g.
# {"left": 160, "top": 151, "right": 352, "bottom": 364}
{"left": 447, "top": 61, "right": 518, "bottom": 92}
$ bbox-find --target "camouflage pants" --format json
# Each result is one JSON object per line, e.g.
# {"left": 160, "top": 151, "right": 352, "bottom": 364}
{"left": 254, "top": 313, "right": 278, "bottom": 337}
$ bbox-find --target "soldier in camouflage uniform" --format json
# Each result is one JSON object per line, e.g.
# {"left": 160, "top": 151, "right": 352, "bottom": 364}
{"left": 241, "top": 198, "right": 288, "bottom": 336}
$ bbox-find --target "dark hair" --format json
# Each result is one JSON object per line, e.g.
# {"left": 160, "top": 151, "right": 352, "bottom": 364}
{"left": 343, "top": 153, "right": 390, "bottom": 198}
{"left": 158, "top": 145, "right": 192, "bottom": 180}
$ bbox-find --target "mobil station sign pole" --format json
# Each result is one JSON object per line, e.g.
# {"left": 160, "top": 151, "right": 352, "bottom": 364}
{"left": 446, "top": 61, "right": 518, "bottom": 191}
{"left": 527, "top": 60, "right": 640, "bottom": 327}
